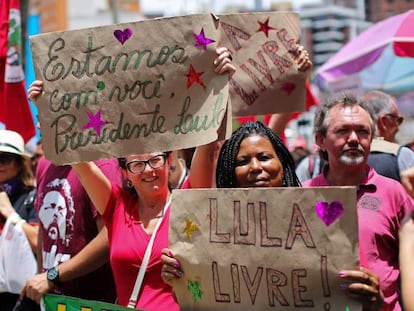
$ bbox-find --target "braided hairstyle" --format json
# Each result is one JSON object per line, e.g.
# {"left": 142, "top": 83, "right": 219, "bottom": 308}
{"left": 215, "top": 121, "right": 301, "bottom": 188}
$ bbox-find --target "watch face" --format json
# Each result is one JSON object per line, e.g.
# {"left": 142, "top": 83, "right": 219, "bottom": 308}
{"left": 47, "top": 267, "right": 58, "bottom": 281}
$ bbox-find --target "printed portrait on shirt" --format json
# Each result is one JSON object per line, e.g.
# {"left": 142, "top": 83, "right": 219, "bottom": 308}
{"left": 38, "top": 178, "right": 75, "bottom": 247}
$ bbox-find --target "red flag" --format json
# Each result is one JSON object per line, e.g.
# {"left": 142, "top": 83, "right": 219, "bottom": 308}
{"left": 288, "top": 81, "right": 319, "bottom": 121}
{"left": 0, "top": 0, "right": 35, "bottom": 143}
{"left": 274, "top": 81, "right": 319, "bottom": 143}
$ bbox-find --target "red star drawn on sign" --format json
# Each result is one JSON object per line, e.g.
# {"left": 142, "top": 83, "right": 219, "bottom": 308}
{"left": 256, "top": 17, "right": 275, "bottom": 38}
{"left": 82, "top": 109, "right": 109, "bottom": 137}
{"left": 184, "top": 64, "right": 205, "bottom": 89}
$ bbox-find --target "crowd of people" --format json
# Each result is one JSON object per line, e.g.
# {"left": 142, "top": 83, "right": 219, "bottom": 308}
{"left": 0, "top": 38, "right": 414, "bottom": 311}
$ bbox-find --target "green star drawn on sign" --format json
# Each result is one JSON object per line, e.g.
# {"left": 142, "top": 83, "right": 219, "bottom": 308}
{"left": 187, "top": 280, "right": 203, "bottom": 303}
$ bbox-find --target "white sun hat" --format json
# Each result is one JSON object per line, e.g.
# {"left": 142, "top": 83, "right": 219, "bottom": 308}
{"left": 0, "top": 130, "right": 30, "bottom": 159}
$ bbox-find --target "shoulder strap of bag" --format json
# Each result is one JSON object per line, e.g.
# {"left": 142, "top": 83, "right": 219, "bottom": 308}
{"left": 127, "top": 196, "right": 172, "bottom": 308}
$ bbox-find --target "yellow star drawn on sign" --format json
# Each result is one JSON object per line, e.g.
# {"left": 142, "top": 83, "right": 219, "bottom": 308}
{"left": 182, "top": 218, "right": 199, "bottom": 242}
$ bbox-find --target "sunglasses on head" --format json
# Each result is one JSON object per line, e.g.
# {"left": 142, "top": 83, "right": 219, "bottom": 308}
{"left": 0, "top": 153, "right": 19, "bottom": 165}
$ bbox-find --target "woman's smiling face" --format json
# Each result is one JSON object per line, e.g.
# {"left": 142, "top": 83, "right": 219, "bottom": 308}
{"left": 234, "top": 135, "right": 284, "bottom": 188}
{"left": 123, "top": 152, "right": 171, "bottom": 194}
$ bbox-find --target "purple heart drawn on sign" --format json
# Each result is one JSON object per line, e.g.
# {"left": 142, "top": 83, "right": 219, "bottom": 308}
{"left": 114, "top": 28, "right": 133, "bottom": 45}
{"left": 314, "top": 200, "right": 344, "bottom": 226}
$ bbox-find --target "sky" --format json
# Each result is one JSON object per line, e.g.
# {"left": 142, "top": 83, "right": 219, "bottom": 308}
{"left": 140, "top": 0, "right": 322, "bottom": 16}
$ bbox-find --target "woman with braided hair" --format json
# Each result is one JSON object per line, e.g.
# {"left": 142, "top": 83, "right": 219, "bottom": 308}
{"left": 215, "top": 120, "right": 301, "bottom": 188}
{"left": 160, "top": 120, "right": 302, "bottom": 277}
{"left": 187, "top": 120, "right": 302, "bottom": 191}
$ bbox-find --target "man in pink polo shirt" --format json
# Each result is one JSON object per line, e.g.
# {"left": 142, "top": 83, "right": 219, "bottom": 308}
{"left": 303, "top": 93, "right": 414, "bottom": 311}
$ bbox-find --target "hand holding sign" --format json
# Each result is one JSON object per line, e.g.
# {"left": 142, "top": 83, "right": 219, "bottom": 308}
{"left": 168, "top": 187, "right": 362, "bottom": 311}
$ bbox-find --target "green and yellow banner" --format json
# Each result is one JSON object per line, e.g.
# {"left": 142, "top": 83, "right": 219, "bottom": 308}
{"left": 43, "top": 294, "right": 143, "bottom": 311}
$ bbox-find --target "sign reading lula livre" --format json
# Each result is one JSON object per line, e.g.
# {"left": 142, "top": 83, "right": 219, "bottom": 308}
{"left": 30, "top": 12, "right": 305, "bottom": 165}
{"left": 218, "top": 12, "right": 306, "bottom": 117}
{"left": 170, "top": 187, "right": 361, "bottom": 311}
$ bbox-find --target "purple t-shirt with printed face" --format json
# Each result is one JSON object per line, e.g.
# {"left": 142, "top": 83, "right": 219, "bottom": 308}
{"left": 35, "top": 157, "right": 121, "bottom": 303}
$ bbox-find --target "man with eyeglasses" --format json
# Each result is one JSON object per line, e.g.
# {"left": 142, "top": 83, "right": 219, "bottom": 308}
{"left": 362, "top": 90, "right": 414, "bottom": 182}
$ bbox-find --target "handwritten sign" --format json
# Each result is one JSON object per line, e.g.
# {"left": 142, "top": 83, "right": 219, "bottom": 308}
{"left": 30, "top": 14, "right": 230, "bottom": 164}
{"left": 219, "top": 12, "right": 306, "bottom": 116}
{"left": 29, "top": 12, "right": 306, "bottom": 165}
{"left": 169, "top": 187, "right": 361, "bottom": 311}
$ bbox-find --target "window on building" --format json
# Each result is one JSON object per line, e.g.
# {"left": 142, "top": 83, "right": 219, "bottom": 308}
{"left": 386, "top": 10, "right": 395, "bottom": 17}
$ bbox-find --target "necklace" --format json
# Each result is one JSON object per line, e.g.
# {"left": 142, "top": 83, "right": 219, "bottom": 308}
{"left": 136, "top": 210, "right": 164, "bottom": 224}
{"left": 137, "top": 195, "right": 171, "bottom": 224}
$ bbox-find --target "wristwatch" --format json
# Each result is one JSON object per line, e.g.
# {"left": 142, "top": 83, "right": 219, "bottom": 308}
{"left": 46, "top": 266, "right": 61, "bottom": 286}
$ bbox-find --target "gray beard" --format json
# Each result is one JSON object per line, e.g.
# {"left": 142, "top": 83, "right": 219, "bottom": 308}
{"left": 339, "top": 154, "right": 365, "bottom": 165}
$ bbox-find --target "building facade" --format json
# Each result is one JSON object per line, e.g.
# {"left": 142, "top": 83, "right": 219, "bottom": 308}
{"left": 300, "top": 4, "right": 371, "bottom": 69}
{"left": 365, "top": 0, "right": 414, "bottom": 22}
{"left": 31, "top": 0, "right": 143, "bottom": 32}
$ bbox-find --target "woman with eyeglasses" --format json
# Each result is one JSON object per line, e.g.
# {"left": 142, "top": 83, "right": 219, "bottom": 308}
{"left": 72, "top": 151, "right": 180, "bottom": 310}
{"left": 0, "top": 130, "right": 38, "bottom": 310}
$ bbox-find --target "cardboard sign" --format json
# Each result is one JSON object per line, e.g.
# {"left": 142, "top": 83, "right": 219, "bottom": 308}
{"left": 30, "top": 12, "right": 306, "bottom": 165}
{"left": 218, "top": 12, "right": 306, "bottom": 116}
{"left": 30, "top": 14, "right": 230, "bottom": 164}
{"left": 169, "top": 187, "right": 361, "bottom": 311}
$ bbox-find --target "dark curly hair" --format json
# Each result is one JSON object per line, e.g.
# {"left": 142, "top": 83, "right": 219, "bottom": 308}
{"left": 215, "top": 121, "right": 301, "bottom": 188}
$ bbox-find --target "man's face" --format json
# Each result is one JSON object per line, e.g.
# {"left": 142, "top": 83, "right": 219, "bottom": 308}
{"left": 317, "top": 104, "right": 373, "bottom": 168}
{"left": 381, "top": 101, "right": 403, "bottom": 142}
{"left": 39, "top": 191, "right": 68, "bottom": 242}
{"left": 168, "top": 151, "right": 186, "bottom": 189}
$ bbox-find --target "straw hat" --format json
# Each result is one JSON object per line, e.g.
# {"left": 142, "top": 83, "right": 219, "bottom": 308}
{"left": 0, "top": 130, "right": 30, "bottom": 159}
